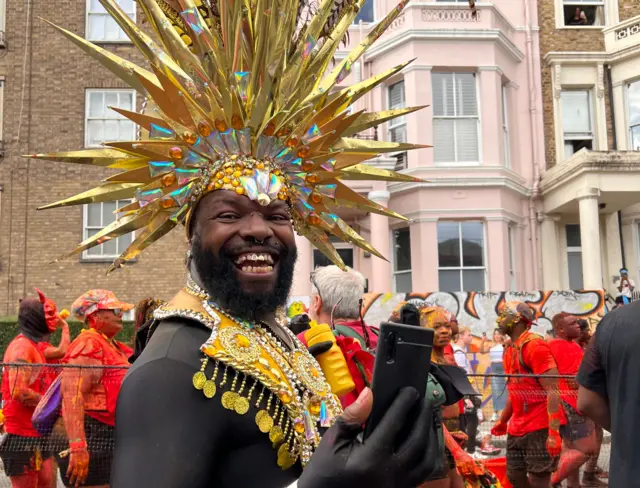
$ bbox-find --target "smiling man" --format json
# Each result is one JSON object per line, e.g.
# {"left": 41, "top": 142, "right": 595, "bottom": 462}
{"left": 31, "top": 0, "right": 442, "bottom": 484}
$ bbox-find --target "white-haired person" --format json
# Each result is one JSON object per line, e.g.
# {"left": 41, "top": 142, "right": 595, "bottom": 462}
{"left": 309, "top": 265, "right": 378, "bottom": 350}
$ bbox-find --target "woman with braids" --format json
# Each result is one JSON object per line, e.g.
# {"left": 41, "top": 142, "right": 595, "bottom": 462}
{"left": 129, "top": 298, "right": 165, "bottom": 364}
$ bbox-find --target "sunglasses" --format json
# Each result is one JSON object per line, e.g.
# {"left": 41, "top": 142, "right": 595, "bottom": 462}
{"left": 110, "top": 308, "right": 123, "bottom": 317}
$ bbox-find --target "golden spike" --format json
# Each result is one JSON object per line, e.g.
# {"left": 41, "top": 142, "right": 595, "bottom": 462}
{"left": 40, "top": 20, "right": 159, "bottom": 95}
{"left": 332, "top": 152, "right": 380, "bottom": 170}
{"left": 109, "top": 107, "right": 172, "bottom": 132}
{"left": 38, "top": 183, "right": 142, "bottom": 210}
{"left": 104, "top": 167, "right": 153, "bottom": 184}
{"left": 300, "top": 225, "right": 346, "bottom": 270}
{"left": 339, "top": 164, "right": 425, "bottom": 182}
{"left": 25, "top": 149, "right": 148, "bottom": 169}
{"left": 136, "top": 68, "right": 195, "bottom": 130}
{"left": 342, "top": 106, "right": 427, "bottom": 137}
{"left": 333, "top": 182, "right": 408, "bottom": 220}
{"left": 328, "top": 218, "right": 387, "bottom": 261}
{"left": 106, "top": 141, "right": 182, "bottom": 161}
{"left": 333, "top": 138, "right": 429, "bottom": 153}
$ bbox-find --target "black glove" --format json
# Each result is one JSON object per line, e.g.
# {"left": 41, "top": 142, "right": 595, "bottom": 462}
{"left": 308, "top": 341, "right": 333, "bottom": 357}
{"left": 399, "top": 303, "right": 421, "bottom": 327}
{"left": 289, "top": 314, "right": 312, "bottom": 335}
{"left": 298, "top": 387, "right": 433, "bottom": 488}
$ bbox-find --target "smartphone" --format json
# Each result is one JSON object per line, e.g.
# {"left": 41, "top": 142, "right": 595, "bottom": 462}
{"left": 363, "top": 322, "right": 434, "bottom": 440}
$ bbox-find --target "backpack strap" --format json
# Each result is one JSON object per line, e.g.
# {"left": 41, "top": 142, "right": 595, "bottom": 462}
{"left": 516, "top": 334, "right": 540, "bottom": 375}
{"left": 333, "top": 325, "right": 366, "bottom": 347}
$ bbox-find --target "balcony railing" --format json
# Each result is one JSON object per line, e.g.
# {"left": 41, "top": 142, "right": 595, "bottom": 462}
{"left": 604, "top": 14, "right": 640, "bottom": 54}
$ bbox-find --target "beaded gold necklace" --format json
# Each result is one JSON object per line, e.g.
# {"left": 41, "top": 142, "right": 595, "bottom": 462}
{"left": 160, "top": 277, "right": 342, "bottom": 469}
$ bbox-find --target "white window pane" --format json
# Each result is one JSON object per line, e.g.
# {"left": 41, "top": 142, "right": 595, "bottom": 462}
{"left": 439, "top": 270, "right": 461, "bottom": 292}
{"left": 117, "top": 120, "right": 133, "bottom": 140}
{"left": 631, "top": 125, "right": 640, "bottom": 151}
{"left": 455, "top": 73, "right": 477, "bottom": 116}
{"left": 120, "top": 92, "right": 133, "bottom": 111}
{"left": 88, "top": 92, "right": 104, "bottom": 117}
{"left": 103, "top": 120, "right": 119, "bottom": 142}
{"left": 394, "top": 228, "right": 412, "bottom": 271}
{"left": 628, "top": 81, "right": 640, "bottom": 127}
{"left": 388, "top": 81, "right": 405, "bottom": 109}
{"left": 395, "top": 273, "right": 412, "bottom": 293}
{"left": 118, "top": 0, "right": 134, "bottom": 13}
{"left": 103, "top": 201, "right": 117, "bottom": 225}
{"left": 455, "top": 119, "right": 479, "bottom": 162}
{"left": 88, "top": 15, "right": 105, "bottom": 40}
{"left": 437, "top": 222, "right": 461, "bottom": 267}
{"left": 117, "top": 233, "right": 133, "bottom": 253}
{"left": 462, "top": 270, "right": 485, "bottom": 292}
{"left": 390, "top": 125, "right": 406, "bottom": 143}
{"left": 87, "top": 120, "right": 104, "bottom": 146}
{"left": 433, "top": 119, "right": 455, "bottom": 162}
{"left": 102, "top": 238, "right": 118, "bottom": 256}
{"left": 561, "top": 91, "right": 591, "bottom": 133}
{"left": 105, "top": 17, "right": 121, "bottom": 40}
{"left": 105, "top": 92, "right": 118, "bottom": 109}
{"left": 87, "top": 204, "right": 102, "bottom": 227}
{"left": 89, "top": 0, "right": 105, "bottom": 13}
{"left": 568, "top": 251, "right": 583, "bottom": 290}
{"left": 432, "top": 73, "right": 454, "bottom": 117}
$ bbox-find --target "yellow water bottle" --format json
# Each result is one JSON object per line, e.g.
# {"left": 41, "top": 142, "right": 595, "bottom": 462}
{"left": 304, "top": 322, "right": 355, "bottom": 397}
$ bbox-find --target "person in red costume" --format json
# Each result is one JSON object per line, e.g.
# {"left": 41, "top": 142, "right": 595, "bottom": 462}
{"left": 548, "top": 314, "right": 605, "bottom": 488}
{"left": 491, "top": 301, "right": 563, "bottom": 488}
{"left": 0, "top": 292, "right": 68, "bottom": 488}
{"left": 55, "top": 290, "right": 133, "bottom": 488}
{"left": 34, "top": 289, "right": 71, "bottom": 390}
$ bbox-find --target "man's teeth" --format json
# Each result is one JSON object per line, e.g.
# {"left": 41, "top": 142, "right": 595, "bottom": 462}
{"left": 235, "top": 253, "right": 275, "bottom": 265}
{"left": 241, "top": 265, "right": 274, "bottom": 273}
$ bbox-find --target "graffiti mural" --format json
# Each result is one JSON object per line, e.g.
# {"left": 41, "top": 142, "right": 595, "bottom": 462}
{"left": 287, "top": 290, "right": 607, "bottom": 337}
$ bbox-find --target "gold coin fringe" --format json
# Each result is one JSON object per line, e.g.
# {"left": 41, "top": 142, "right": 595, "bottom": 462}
{"left": 193, "top": 357, "right": 299, "bottom": 469}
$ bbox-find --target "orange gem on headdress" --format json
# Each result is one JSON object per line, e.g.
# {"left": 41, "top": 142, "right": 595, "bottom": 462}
{"left": 310, "top": 193, "right": 322, "bottom": 204}
{"left": 286, "top": 136, "right": 299, "bottom": 147}
{"left": 160, "top": 196, "right": 175, "bottom": 209}
{"left": 264, "top": 123, "right": 276, "bottom": 137}
{"left": 307, "top": 214, "right": 321, "bottom": 225}
{"left": 297, "top": 146, "right": 310, "bottom": 158}
{"left": 214, "top": 119, "right": 228, "bottom": 132}
{"left": 306, "top": 174, "right": 319, "bottom": 184}
{"left": 183, "top": 132, "right": 198, "bottom": 145}
{"left": 231, "top": 115, "right": 243, "bottom": 130}
{"left": 302, "top": 161, "right": 314, "bottom": 172}
{"left": 197, "top": 121, "right": 212, "bottom": 137}
{"left": 235, "top": 187, "right": 245, "bottom": 195}
{"left": 161, "top": 173, "right": 176, "bottom": 187}
{"left": 169, "top": 147, "right": 183, "bottom": 159}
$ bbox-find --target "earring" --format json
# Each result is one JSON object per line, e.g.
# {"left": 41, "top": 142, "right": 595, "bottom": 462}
{"left": 186, "top": 249, "right": 193, "bottom": 259}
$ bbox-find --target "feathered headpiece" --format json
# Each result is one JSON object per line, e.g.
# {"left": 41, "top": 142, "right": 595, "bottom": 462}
{"left": 29, "top": 0, "right": 429, "bottom": 272}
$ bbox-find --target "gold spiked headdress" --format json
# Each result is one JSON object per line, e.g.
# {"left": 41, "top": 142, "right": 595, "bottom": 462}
{"left": 31, "top": 0, "right": 429, "bottom": 272}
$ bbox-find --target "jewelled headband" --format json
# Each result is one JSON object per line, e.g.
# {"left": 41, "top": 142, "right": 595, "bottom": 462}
{"left": 29, "top": 0, "right": 429, "bottom": 272}
{"left": 419, "top": 306, "right": 457, "bottom": 329}
{"left": 496, "top": 301, "right": 534, "bottom": 330}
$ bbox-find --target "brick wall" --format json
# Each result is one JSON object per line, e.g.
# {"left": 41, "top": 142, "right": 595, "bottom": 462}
{"left": 0, "top": 0, "right": 187, "bottom": 315}
{"left": 618, "top": 0, "right": 640, "bottom": 22}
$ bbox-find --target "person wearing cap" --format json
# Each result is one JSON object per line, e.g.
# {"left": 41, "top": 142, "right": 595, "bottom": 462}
{"left": 0, "top": 291, "right": 67, "bottom": 487}
{"left": 54, "top": 290, "right": 133, "bottom": 488}
{"left": 491, "top": 301, "right": 563, "bottom": 488}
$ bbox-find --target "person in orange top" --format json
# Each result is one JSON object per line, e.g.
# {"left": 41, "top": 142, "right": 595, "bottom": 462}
{"left": 0, "top": 294, "right": 65, "bottom": 488}
{"left": 54, "top": 290, "right": 133, "bottom": 488}
{"left": 419, "top": 306, "right": 477, "bottom": 488}
{"left": 548, "top": 313, "right": 605, "bottom": 488}
{"left": 491, "top": 301, "right": 563, "bottom": 488}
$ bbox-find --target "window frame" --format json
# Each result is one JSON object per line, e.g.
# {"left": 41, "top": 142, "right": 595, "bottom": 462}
{"left": 432, "top": 72, "right": 481, "bottom": 166}
{"left": 565, "top": 224, "right": 584, "bottom": 290}
{"left": 0, "top": 0, "right": 5, "bottom": 32}
{"left": 387, "top": 80, "right": 407, "bottom": 144}
{"left": 85, "top": 0, "right": 136, "bottom": 43}
{"left": 502, "top": 85, "right": 511, "bottom": 169}
{"left": 561, "top": 89, "right": 595, "bottom": 159}
{"left": 312, "top": 242, "right": 354, "bottom": 270}
{"left": 558, "top": 0, "right": 607, "bottom": 28}
{"left": 626, "top": 79, "right": 640, "bottom": 151}
{"left": 84, "top": 88, "right": 137, "bottom": 148}
{"left": 392, "top": 227, "right": 412, "bottom": 293}
{"left": 436, "top": 221, "right": 487, "bottom": 292}
{"left": 81, "top": 200, "right": 135, "bottom": 262}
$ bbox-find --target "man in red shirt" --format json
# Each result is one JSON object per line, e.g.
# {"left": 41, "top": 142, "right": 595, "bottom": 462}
{"left": 491, "top": 301, "right": 562, "bottom": 488}
{"left": 548, "top": 314, "right": 605, "bottom": 487}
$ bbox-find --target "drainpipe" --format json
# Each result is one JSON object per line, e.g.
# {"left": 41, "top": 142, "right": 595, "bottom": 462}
{"left": 606, "top": 64, "right": 626, "bottom": 268}
{"left": 524, "top": 0, "right": 542, "bottom": 289}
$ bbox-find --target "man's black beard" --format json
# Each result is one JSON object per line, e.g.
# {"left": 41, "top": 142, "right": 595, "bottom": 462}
{"left": 191, "top": 235, "right": 297, "bottom": 322}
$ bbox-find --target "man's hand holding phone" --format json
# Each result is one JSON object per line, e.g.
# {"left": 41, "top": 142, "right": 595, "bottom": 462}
{"left": 298, "top": 387, "right": 433, "bottom": 488}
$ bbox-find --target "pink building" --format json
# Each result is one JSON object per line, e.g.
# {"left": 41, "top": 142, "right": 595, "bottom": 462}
{"left": 292, "top": 0, "right": 545, "bottom": 296}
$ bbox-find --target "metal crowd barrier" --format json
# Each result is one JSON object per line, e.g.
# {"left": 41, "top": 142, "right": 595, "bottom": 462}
{"left": 0, "top": 364, "right": 610, "bottom": 486}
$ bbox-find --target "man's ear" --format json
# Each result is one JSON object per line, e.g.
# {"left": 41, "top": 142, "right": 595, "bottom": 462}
{"left": 313, "top": 295, "right": 322, "bottom": 317}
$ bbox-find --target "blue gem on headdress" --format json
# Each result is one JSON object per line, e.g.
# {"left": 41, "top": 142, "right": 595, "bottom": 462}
{"left": 275, "top": 147, "right": 294, "bottom": 164}
{"left": 336, "top": 60, "right": 352, "bottom": 84}
{"left": 206, "top": 132, "right": 226, "bottom": 155}
{"left": 236, "top": 128, "right": 251, "bottom": 155}
{"left": 175, "top": 168, "right": 200, "bottom": 186}
{"left": 148, "top": 161, "right": 175, "bottom": 177}
{"left": 220, "top": 130, "right": 240, "bottom": 154}
{"left": 136, "top": 188, "right": 163, "bottom": 207}
{"left": 191, "top": 136, "right": 216, "bottom": 159}
{"left": 317, "top": 184, "right": 337, "bottom": 199}
{"left": 288, "top": 172, "right": 306, "bottom": 187}
{"left": 239, "top": 169, "right": 281, "bottom": 205}
{"left": 234, "top": 71, "right": 250, "bottom": 102}
{"left": 295, "top": 198, "right": 314, "bottom": 217}
{"left": 181, "top": 7, "right": 205, "bottom": 35}
{"left": 267, "top": 174, "right": 283, "bottom": 199}
{"left": 170, "top": 183, "right": 194, "bottom": 206}
{"left": 282, "top": 157, "right": 302, "bottom": 173}
{"left": 256, "top": 135, "right": 276, "bottom": 160}
{"left": 239, "top": 174, "right": 259, "bottom": 200}
{"left": 267, "top": 138, "right": 286, "bottom": 159}
{"left": 170, "top": 205, "right": 190, "bottom": 224}
{"left": 321, "top": 212, "right": 339, "bottom": 225}
{"left": 320, "top": 159, "right": 336, "bottom": 172}
{"left": 302, "top": 124, "right": 320, "bottom": 144}
{"left": 182, "top": 150, "right": 208, "bottom": 168}
{"left": 149, "top": 124, "right": 175, "bottom": 141}
{"left": 295, "top": 186, "right": 312, "bottom": 200}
